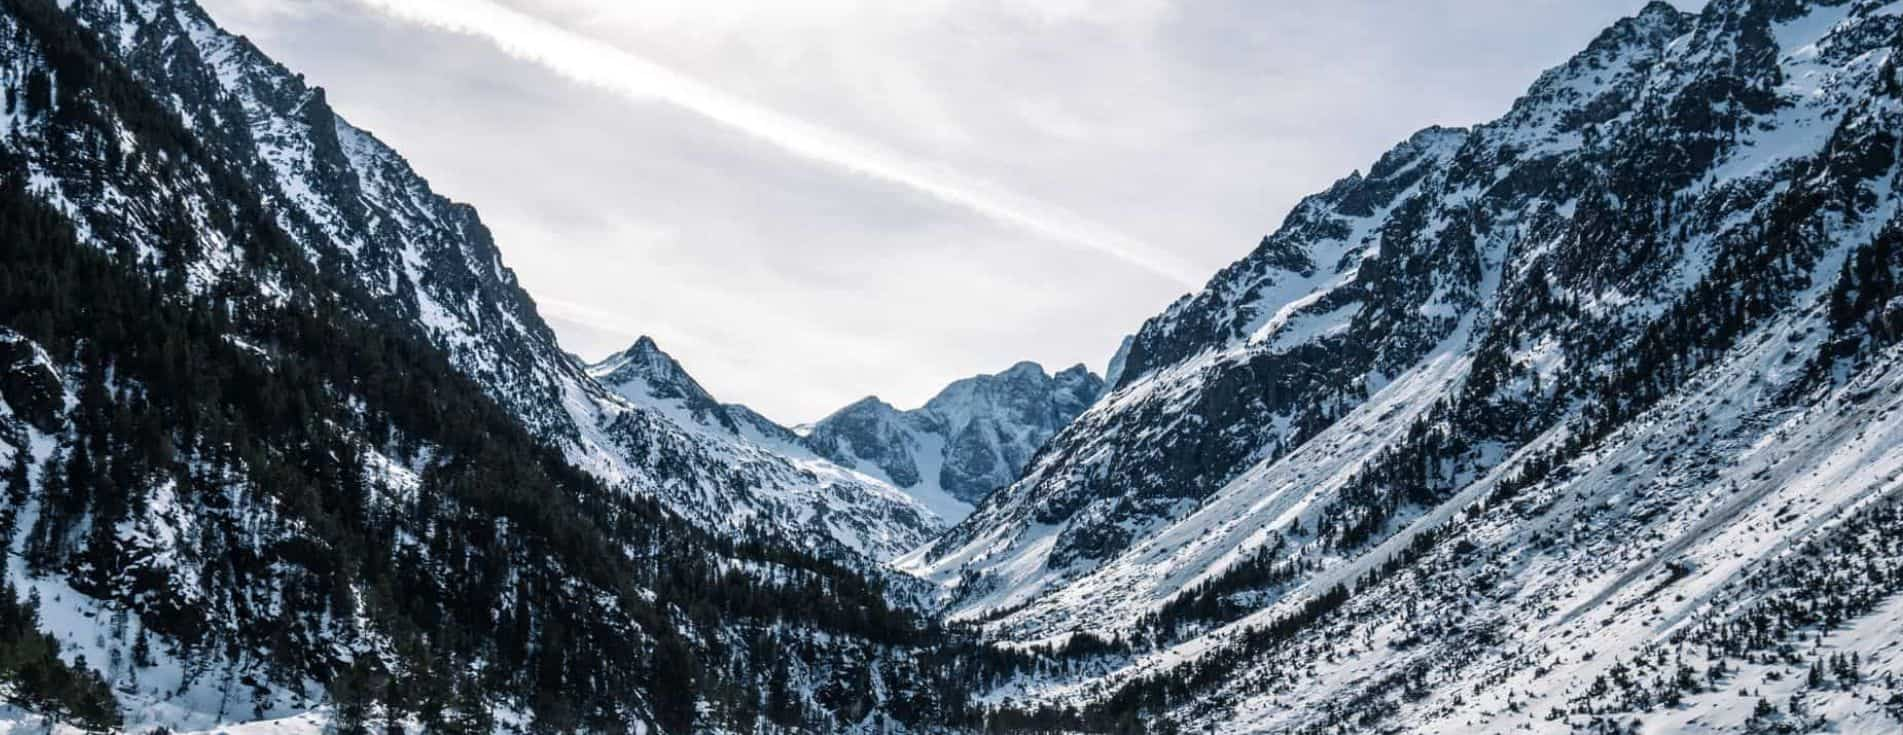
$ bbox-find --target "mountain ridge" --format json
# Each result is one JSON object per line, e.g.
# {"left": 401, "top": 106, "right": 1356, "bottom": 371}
{"left": 4, "top": 0, "right": 1903, "bottom": 732}
{"left": 36, "top": 0, "right": 960, "bottom": 563}
{"left": 587, "top": 334, "right": 1105, "bottom": 521}
{"left": 0, "top": 0, "right": 1018, "bottom": 730}
{"left": 802, "top": 359, "right": 1105, "bottom": 520}
{"left": 905, "top": 0, "right": 1903, "bottom": 731}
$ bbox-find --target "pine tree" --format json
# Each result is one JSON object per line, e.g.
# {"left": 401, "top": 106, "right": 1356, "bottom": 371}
{"left": 328, "top": 660, "right": 376, "bottom": 735}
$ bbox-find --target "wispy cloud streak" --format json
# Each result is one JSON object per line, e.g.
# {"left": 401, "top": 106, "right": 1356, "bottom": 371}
{"left": 353, "top": 0, "right": 1203, "bottom": 286}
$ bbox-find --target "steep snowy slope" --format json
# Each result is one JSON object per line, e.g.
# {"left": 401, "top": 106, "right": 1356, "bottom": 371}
{"left": 906, "top": 121, "right": 1480, "bottom": 597}
{"left": 0, "top": 0, "right": 997, "bottom": 731}
{"left": 7, "top": 0, "right": 1902, "bottom": 730}
{"left": 588, "top": 336, "right": 805, "bottom": 449}
{"left": 913, "top": 0, "right": 1903, "bottom": 731}
{"left": 805, "top": 362, "right": 1104, "bottom": 520}
{"left": 30, "top": 0, "right": 942, "bottom": 561}
{"left": 588, "top": 339, "right": 1102, "bottom": 525}
{"left": 584, "top": 336, "right": 944, "bottom": 558}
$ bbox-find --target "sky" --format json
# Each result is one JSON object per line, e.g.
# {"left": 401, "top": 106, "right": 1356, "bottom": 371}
{"left": 199, "top": 0, "right": 1702, "bottom": 425}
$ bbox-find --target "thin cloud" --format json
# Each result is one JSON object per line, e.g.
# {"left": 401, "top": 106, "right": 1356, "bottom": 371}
{"left": 352, "top": 0, "right": 1204, "bottom": 287}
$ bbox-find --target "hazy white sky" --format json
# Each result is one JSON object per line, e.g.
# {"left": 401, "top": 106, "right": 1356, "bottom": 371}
{"left": 201, "top": 0, "right": 1700, "bottom": 424}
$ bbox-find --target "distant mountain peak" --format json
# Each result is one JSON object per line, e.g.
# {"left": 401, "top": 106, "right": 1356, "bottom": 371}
{"left": 1637, "top": 0, "right": 1683, "bottom": 17}
{"left": 626, "top": 333, "right": 661, "bottom": 353}
{"left": 804, "top": 361, "right": 1106, "bottom": 518}
{"left": 1000, "top": 360, "right": 1046, "bottom": 377}
{"left": 840, "top": 394, "right": 899, "bottom": 413}
{"left": 597, "top": 334, "right": 672, "bottom": 370}
{"left": 587, "top": 335, "right": 723, "bottom": 412}
{"left": 1053, "top": 362, "right": 1095, "bottom": 381}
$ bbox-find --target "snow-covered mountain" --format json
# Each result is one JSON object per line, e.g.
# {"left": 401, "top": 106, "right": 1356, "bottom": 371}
{"left": 0, "top": 0, "right": 972, "bottom": 731}
{"left": 580, "top": 335, "right": 944, "bottom": 558}
{"left": 588, "top": 340, "right": 1105, "bottom": 523}
{"left": 5, "top": 0, "right": 1903, "bottom": 731}
{"left": 903, "top": 0, "right": 1903, "bottom": 731}
{"left": 30, "top": 0, "right": 944, "bottom": 563}
{"left": 589, "top": 336, "right": 797, "bottom": 444}
{"left": 804, "top": 362, "right": 1104, "bottom": 520}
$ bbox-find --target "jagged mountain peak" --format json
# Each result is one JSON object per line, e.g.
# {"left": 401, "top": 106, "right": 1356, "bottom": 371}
{"left": 1630, "top": 0, "right": 1695, "bottom": 29}
{"left": 578, "top": 333, "right": 1105, "bottom": 533}
{"left": 585, "top": 334, "right": 751, "bottom": 438}
{"left": 588, "top": 334, "right": 717, "bottom": 404}
{"left": 622, "top": 333, "right": 664, "bottom": 355}
{"left": 925, "top": 361, "right": 1100, "bottom": 414}
{"left": 804, "top": 361, "right": 1107, "bottom": 519}
{"left": 1003, "top": 359, "right": 1044, "bottom": 374}
{"left": 833, "top": 393, "right": 903, "bottom": 416}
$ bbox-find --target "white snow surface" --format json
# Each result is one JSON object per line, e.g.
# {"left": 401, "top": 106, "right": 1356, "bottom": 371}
{"left": 905, "top": 2, "right": 1903, "bottom": 731}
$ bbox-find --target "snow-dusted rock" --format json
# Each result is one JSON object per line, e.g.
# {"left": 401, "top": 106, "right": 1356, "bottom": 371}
{"left": 804, "top": 362, "right": 1104, "bottom": 521}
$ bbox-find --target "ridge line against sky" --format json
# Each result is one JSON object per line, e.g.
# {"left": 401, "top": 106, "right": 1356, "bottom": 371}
{"left": 200, "top": 0, "right": 1704, "bottom": 424}
{"left": 352, "top": 0, "right": 1206, "bottom": 287}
